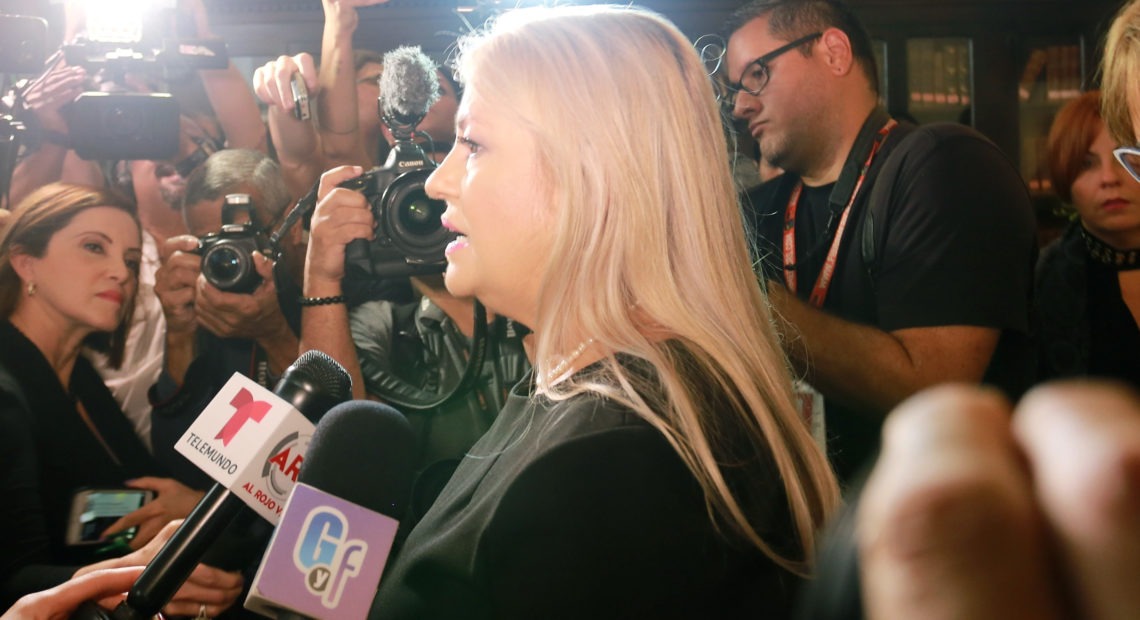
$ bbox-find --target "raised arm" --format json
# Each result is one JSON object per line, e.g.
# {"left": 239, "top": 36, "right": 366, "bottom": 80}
{"left": 316, "top": 0, "right": 389, "bottom": 167}
{"left": 253, "top": 53, "right": 327, "bottom": 199}
{"left": 180, "top": 0, "right": 267, "bottom": 152}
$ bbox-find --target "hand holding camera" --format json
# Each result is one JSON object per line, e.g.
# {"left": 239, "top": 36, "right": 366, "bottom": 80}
{"left": 154, "top": 234, "right": 203, "bottom": 337}
{"left": 194, "top": 249, "right": 287, "bottom": 341}
{"left": 306, "top": 165, "right": 377, "bottom": 290}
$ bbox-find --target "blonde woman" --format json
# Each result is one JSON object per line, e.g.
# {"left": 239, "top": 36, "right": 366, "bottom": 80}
{"left": 308, "top": 5, "right": 839, "bottom": 617}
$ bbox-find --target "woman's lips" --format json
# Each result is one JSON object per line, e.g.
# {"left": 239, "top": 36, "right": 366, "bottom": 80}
{"left": 97, "top": 290, "right": 123, "bottom": 305}
{"left": 445, "top": 236, "right": 469, "bottom": 256}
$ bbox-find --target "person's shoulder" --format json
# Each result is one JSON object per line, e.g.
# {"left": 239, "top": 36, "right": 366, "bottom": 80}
{"left": 536, "top": 390, "right": 651, "bottom": 441}
{"left": 893, "top": 122, "right": 1003, "bottom": 160}
{"left": 1035, "top": 221, "right": 1085, "bottom": 280}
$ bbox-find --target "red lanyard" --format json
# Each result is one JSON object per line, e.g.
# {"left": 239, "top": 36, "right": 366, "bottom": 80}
{"left": 783, "top": 118, "right": 898, "bottom": 307}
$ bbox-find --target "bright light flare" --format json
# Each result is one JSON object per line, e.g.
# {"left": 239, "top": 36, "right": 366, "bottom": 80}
{"left": 84, "top": 0, "right": 150, "bottom": 43}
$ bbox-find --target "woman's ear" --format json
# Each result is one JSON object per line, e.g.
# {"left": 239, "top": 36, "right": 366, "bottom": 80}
{"left": 8, "top": 247, "right": 37, "bottom": 284}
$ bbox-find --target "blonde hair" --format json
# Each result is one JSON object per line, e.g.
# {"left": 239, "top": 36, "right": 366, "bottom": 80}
{"left": 0, "top": 183, "right": 139, "bottom": 368}
{"left": 455, "top": 5, "right": 839, "bottom": 574}
{"left": 1102, "top": 0, "right": 1140, "bottom": 146}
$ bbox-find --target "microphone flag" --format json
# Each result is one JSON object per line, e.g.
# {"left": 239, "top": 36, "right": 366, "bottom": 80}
{"left": 245, "top": 483, "right": 399, "bottom": 619}
{"left": 175, "top": 371, "right": 315, "bottom": 522}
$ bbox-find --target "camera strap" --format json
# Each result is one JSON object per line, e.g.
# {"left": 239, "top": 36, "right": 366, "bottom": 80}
{"left": 377, "top": 299, "right": 492, "bottom": 411}
{"left": 782, "top": 109, "right": 896, "bottom": 308}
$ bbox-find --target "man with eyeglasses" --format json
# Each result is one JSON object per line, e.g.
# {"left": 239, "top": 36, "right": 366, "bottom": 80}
{"left": 724, "top": 0, "right": 1037, "bottom": 486}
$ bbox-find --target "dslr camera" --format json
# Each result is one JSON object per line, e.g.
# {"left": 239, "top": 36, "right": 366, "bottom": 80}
{"left": 340, "top": 140, "right": 454, "bottom": 282}
{"left": 195, "top": 194, "right": 273, "bottom": 294}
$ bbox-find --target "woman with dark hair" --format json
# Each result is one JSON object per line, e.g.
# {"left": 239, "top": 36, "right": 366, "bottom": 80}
{"left": 1035, "top": 90, "right": 1140, "bottom": 384}
{"left": 0, "top": 183, "right": 235, "bottom": 614}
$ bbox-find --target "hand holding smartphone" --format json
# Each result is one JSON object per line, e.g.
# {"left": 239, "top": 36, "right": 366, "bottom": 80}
{"left": 66, "top": 487, "right": 154, "bottom": 546}
{"left": 291, "top": 73, "right": 311, "bottom": 121}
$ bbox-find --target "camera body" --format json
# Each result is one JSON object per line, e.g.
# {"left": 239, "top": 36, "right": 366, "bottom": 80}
{"left": 196, "top": 194, "right": 273, "bottom": 294}
{"left": 67, "top": 92, "right": 181, "bottom": 161}
{"left": 341, "top": 140, "right": 453, "bottom": 282}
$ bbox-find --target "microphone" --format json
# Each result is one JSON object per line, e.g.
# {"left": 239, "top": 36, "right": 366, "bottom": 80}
{"left": 377, "top": 45, "right": 440, "bottom": 131}
{"left": 108, "top": 351, "right": 352, "bottom": 620}
{"left": 245, "top": 401, "right": 415, "bottom": 620}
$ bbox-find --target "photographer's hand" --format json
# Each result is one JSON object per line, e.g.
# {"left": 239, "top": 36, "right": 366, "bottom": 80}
{"left": 305, "top": 165, "right": 375, "bottom": 288}
{"left": 254, "top": 53, "right": 320, "bottom": 114}
{"left": 155, "top": 235, "right": 202, "bottom": 386}
{"left": 22, "top": 62, "right": 86, "bottom": 134}
{"left": 323, "top": 0, "right": 391, "bottom": 32}
{"left": 195, "top": 252, "right": 300, "bottom": 374}
{"left": 253, "top": 54, "right": 327, "bottom": 198}
{"left": 297, "top": 165, "right": 375, "bottom": 400}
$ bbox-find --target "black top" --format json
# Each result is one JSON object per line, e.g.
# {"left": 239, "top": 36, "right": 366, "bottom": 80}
{"left": 371, "top": 358, "right": 802, "bottom": 619}
{"left": 744, "top": 115, "right": 1036, "bottom": 484}
{"left": 0, "top": 319, "right": 161, "bottom": 606}
{"left": 1035, "top": 221, "right": 1140, "bottom": 384}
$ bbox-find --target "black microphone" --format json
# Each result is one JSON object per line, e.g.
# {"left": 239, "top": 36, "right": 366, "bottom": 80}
{"left": 377, "top": 45, "right": 440, "bottom": 132}
{"left": 105, "top": 351, "right": 352, "bottom": 620}
{"left": 244, "top": 401, "right": 415, "bottom": 619}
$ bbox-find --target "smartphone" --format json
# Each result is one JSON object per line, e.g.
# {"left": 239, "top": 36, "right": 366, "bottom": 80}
{"left": 291, "top": 73, "right": 311, "bottom": 121}
{"left": 65, "top": 487, "right": 154, "bottom": 546}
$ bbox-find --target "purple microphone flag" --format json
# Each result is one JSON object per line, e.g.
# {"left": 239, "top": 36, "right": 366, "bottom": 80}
{"left": 245, "top": 483, "right": 400, "bottom": 619}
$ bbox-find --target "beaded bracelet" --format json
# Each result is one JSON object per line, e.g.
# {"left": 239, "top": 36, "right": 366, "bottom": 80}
{"left": 298, "top": 295, "right": 346, "bottom": 307}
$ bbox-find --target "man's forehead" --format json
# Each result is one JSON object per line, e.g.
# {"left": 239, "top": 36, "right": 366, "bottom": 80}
{"left": 726, "top": 17, "right": 776, "bottom": 68}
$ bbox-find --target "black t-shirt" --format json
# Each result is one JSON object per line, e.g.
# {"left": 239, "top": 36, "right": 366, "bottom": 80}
{"left": 744, "top": 119, "right": 1036, "bottom": 484}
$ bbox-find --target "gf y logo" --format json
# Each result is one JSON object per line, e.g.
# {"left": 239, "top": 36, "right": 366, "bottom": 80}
{"left": 293, "top": 507, "right": 368, "bottom": 609}
{"left": 215, "top": 387, "right": 273, "bottom": 446}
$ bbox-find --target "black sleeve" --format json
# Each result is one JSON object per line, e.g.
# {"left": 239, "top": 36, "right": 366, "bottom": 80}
{"left": 481, "top": 427, "right": 792, "bottom": 620}
{"left": 0, "top": 401, "right": 80, "bottom": 607}
{"left": 871, "top": 127, "right": 1036, "bottom": 332}
{"left": 148, "top": 356, "right": 223, "bottom": 490}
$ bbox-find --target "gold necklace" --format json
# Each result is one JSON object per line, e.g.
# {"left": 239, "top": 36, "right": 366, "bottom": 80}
{"left": 545, "top": 338, "right": 595, "bottom": 383}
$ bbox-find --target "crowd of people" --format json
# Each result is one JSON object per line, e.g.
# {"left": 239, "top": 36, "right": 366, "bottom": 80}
{"left": 1, "top": 0, "right": 1139, "bottom": 618}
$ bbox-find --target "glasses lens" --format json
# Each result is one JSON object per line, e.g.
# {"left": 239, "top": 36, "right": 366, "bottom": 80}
{"left": 1117, "top": 149, "right": 1140, "bottom": 183}
{"left": 742, "top": 61, "right": 768, "bottom": 96}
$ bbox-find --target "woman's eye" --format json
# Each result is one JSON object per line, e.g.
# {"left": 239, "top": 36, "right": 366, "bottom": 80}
{"left": 459, "top": 136, "right": 481, "bottom": 155}
{"left": 83, "top": 241, "right": 105, "bottom": 254}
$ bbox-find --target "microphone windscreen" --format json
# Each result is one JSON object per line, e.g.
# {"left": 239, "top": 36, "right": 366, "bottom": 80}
{"left": 300, "top": 401, "right": 416, "bottom": 520}
{"left": 378, "top": 45, "right": 440, "bottom": 125}
{"left": 276, "top": 350, "right": 353, "bottom": 422}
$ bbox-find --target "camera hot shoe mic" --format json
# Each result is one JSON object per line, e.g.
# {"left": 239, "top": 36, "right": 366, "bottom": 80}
{"left": 378, "top": 45, "right": 440, "bottom": 129}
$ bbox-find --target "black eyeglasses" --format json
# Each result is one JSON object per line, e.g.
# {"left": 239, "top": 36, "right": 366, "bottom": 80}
{"left": 726, "top": 32, "right": 823, "bottom": 105}
{"left": 1114, "top": 146, "right": 1140, "bottom": 184}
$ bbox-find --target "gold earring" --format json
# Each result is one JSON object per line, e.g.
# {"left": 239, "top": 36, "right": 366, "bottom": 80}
{"left": 27, "top": 282, "right": 36, "bottom": 296}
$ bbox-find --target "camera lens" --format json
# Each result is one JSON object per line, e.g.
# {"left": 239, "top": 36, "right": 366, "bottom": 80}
{"left": 384, "top": 169, "right": 454, "bottom": 264}
{"left": 203, "top": 245, "right": 246, "bottom": 287}
{"left": 398, "top": 190, "right": 445, "bottom": 237}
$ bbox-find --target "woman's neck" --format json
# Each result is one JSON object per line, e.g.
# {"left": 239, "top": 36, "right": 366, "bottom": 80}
{"left": 1083, "top": 222, "right": 1140, "bottom": 254}
{"left": 8, "top": 306, "right": 88, "bottom": 389}
{"left": 1081, "top": 224, "right": 1140, "bottom": 270}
